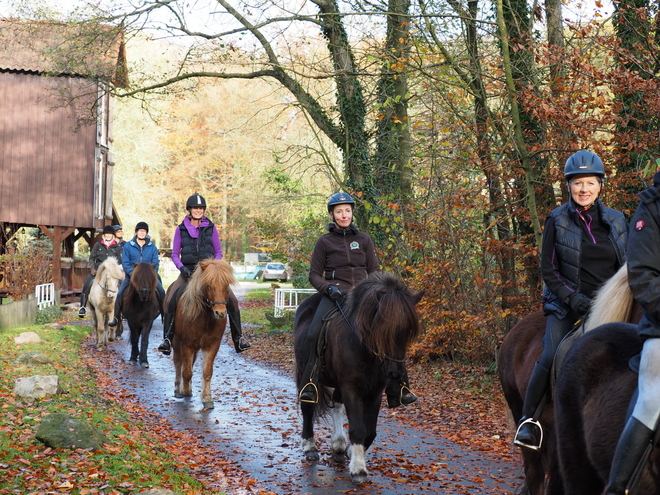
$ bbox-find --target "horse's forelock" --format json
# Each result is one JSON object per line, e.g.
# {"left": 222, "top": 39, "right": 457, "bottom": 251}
{"left": 350, "top": 273, "right": 421, "bottom": 359}
{"left": 128, "top": 263, "right": 157, "bottom": 297}
{"left": 179, "top": 260, "right": 235, "bottom": 321}
{"left": 97, "top": 257, "right": 124, "bottom": 283}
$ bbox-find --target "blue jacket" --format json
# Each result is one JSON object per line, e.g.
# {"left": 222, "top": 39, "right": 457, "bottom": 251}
{"left": 121, "top": 236, "right": 160, "bottom": 277}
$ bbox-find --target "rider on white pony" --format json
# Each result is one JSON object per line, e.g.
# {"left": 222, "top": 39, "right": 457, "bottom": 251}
{"left": 78, "top": 225, "right": 122, "bottom": 318}
{"left": 109, "top": 222, "right": 165, "bottom": 327}
{"left": 606, "top": 171, "right": 660, "bottom": 494}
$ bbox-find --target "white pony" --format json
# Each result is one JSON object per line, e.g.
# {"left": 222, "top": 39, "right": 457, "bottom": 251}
{"left": 88, "top": 257, "right": 125, "bottom": 349}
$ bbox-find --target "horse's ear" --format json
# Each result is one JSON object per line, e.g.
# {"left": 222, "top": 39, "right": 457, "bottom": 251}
{"left": 412, "top": 290, "right": 424, "bottom": 304}
{"left": 132, "top": 262, "right": 138, "bottom": 268}
{"left": 151, "top": 263, "right": 158, "bottom": 268}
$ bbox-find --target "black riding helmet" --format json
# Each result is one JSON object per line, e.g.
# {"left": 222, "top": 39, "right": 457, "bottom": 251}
{"left": 564, "top": 150, "right": 606, "bottom": 180}
{"left": 186, "top": 193, "right": 207, "bottom": 210}
{"left": 327, "top": 192, "right": 355, "bottom": 213}
{"left": 102, "top": 225, "right": 115, "bottom": 235}
{"left": 135, "top": 221, "right": 149, "bottom": 232}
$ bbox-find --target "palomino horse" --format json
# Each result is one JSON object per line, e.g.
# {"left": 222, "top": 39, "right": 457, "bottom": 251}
{"left": 498, "top": 264, "right": 635, "bottom": 495}
{"left": 172, "top": 259, "right": 235, "bottom": 409}
{"left": 88, "top": 257, "right": 125, "bottom": 349}
{"left": 122, "top": 262, "right": 160, "bottom": 368}
{"left": 294, "top": 272, "right": 423, "bottom": 483}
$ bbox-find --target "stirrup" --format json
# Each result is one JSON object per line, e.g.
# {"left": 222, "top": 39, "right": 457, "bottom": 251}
{"left": 298, "top": 382, "right": 319, "bottom": 404}
{"left": 514, "top": 417, "right": 543, "bottom": 451}
{"left": 158, "top": 338, "right": 171, "bottom": 353}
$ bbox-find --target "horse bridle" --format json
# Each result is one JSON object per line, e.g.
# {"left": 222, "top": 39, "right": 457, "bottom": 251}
{"left": 205, "top": 298, "right": 227, "bottom": 308}
{"left": 334, "top": 300, "right": 406, "bottom": 363}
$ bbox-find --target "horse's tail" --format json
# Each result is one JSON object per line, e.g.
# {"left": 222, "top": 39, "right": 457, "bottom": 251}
{"left": 584, "top": 263, "right": 633, "bottom": 331}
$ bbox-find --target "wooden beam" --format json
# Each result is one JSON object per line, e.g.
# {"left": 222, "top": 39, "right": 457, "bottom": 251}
{"left": 38, "top": 226, "right": 76, "bottom": 290}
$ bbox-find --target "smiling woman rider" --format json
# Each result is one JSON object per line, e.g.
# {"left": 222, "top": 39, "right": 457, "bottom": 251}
{"left": 513, "top": 149, "right": 628, "bottom": 451}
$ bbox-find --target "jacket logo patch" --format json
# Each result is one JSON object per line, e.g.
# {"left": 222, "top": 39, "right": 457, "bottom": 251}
{"left": 635, "top": 219, "right": 646, "bottom": 231}
{"left": 350, "top": 241, "right": 360, "bottom": 250}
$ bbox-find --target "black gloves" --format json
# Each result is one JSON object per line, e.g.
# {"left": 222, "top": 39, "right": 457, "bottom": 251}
{"left": 326, "top": 285, "right": 345, "bottom": 301}
{"left": 180, "top": 266, "right": 192, "bottom": 279}
{"left": 568, "top": 293, "right": 591, "bottom": 316}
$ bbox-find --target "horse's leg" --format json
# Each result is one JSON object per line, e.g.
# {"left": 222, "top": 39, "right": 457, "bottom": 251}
{"left": 115, "top": 316, "right": 123, "bottom": 341}
{"left": 330, "top": 402, "right": 347, "bottom": 462}
{"left": 173, "top": 341, "right": 183, "bottom": 398}
{"left": 139, "top": 322, "right": 151, "bottom": 368}
{"left": 301, "top": 401, "right": 319, "bottom": 461}
{"left": 181, "top": 348, "right": 194, "bottom": 397}
{"left": 201, "top": 340, "right": 220, "bottom": 408}
{"left": 344, "top": 398, "right": 369, "bottom": 483}
{"left": 95, "top": 308, "right": 105, "bottom": 348}
{"left": 129, "top": 322, "right": 140, "bottom": 364}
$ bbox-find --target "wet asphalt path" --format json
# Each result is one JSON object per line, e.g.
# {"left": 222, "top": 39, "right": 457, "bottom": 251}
{"left": 104, "top": 282, "right": 520, "bottom": 494}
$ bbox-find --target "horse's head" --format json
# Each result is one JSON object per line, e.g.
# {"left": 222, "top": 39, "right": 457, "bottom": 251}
{"left": 348, "top": 272, "right": 423, "bottom": 362}
{"left": 96, "top": 257, "right": 125, "bottom": 298}
{"left": 180, "top": 259, "right": 236, "bottom": 321}
{"left": 130, "top": 263, "right": 158, "bottom": 302}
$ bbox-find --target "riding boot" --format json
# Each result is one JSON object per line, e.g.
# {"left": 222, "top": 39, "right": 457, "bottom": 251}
{"left": 228, "top": 308, "right": 251, "bottom": 353}
{"left": 605, "top": 417, "right": 654, "bottom": 495}
{"left": 158, "top": 312, "right": 174, "bottom": 355}
{"left": 78, "top": 293, "right": 88, "bottom": 318}
{"left": 108, "top": 295, "right": 122, "bottom": 327}
{"left": 299, "top": 356, "right": 320, "bottom": 403}
{"left": 514, "top": 363, "right": 551, "bottom": 450}
{"left": 386, "top": 369, "right": 418, "bottom": 408}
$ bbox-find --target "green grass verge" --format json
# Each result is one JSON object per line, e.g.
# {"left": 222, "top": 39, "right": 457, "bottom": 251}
{"left": 0, "top": 322, "right": 208, "bottom": 494}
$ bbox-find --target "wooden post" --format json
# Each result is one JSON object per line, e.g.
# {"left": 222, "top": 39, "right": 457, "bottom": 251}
{"left": 38, "top": 226, "right": 76, "bottom": 290}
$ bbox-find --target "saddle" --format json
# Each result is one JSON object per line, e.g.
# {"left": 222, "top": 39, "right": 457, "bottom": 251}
{"left": 316, "top": 305, "right": 340, "bottom": 357}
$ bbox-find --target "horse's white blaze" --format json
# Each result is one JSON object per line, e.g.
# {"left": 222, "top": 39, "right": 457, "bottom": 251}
{"left": 302, "top": 436, "right": 317, "bottom": 453}
{"left": 330, "top": 404, "right": 347, "bottom": 453}
{"left": 349, "top": 444, "right": 367, "bottom": 476}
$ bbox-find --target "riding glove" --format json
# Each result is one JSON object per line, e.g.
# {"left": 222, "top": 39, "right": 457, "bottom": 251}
{"left": 180, "top": 266, "right": 192, "bottom": 279}
{"left": 568, "top": 293, "right": 591, "bottom": 316}
{"left": 327, "top": 285, "right": 345, "bottom": 301}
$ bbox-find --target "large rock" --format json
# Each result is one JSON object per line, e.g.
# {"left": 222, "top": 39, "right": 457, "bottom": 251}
{"left": 14, "top": 332, "right": 41, "bottom": 344}
{"left": 14, "top": 375, "right": 60, "bottom": 398}
{"left": 36, "top": 413, "right": 109, "bottom": 450}
{"left": 15, "top": 352, "right": 52, "bottom": 366}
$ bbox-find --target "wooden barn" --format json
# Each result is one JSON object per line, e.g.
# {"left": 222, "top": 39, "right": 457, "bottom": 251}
{"left": 0, "top": 19, "right": 128, "bottom": 298}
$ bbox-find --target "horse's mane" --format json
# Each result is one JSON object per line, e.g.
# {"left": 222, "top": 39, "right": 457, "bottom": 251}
{"left": 345, "top": 272, "right": 422, "bottom": 359}
{"left": 179, "top": 259, "right": 236, "bottom": 321}
{"left": 584, "top": 263, "right": 634, "bottom": 331}
{"left": 96, "top": 256, "right": 124, "bottom": 283}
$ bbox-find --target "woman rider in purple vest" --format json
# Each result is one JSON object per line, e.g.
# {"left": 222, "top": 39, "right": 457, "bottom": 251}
{"left": 157, "top": 193, "right": 251, "bottom": 355}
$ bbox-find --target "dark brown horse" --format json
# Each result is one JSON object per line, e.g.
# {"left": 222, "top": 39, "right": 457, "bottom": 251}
{"left": 172, "top": 259, "right": 235, "bottom": 409}
{"left": 293, "top": 272, "right": 423, "bottom": 483}
{"left": 122, "top": 262, "right": 160, "bottom": 368}
{"left": 498, "top": 264, "right": 635, "bottom": 495}
{"left": 553, "top": 322, "right": 649, "bottom": 494}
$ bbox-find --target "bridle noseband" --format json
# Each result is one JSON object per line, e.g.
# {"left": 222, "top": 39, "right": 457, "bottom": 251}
{"left": 205, "top": 298, "right": 228, "bottom": 308}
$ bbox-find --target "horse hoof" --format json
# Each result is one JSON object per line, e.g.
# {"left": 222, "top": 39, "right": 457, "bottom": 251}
{"left": 304, "top": 450, "right": 320, "bottom": 462}
{"left": 141, "top": 362, "right": 149, "bottom": 369}
{"left": 174, "top": 392, "right": 183, "bottom": 398}
{"left": 202, "top": 402, "right": 214, "bottom": 409}
{"left": 332, "top": 451, "right": 346, "bottom": 463}
{"left": 128, "top": 359, "right": 137, "bottom": 365}
{"left": 351, "top": 471, "right": 368, "bottom": 484}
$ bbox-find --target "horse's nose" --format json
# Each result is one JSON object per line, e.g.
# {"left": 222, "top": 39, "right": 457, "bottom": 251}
{"left": 214, "top": 310, "right": 226, "bottom": 320}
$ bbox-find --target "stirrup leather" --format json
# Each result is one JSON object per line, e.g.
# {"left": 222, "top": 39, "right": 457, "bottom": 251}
{"left": 514, "top": 417, "right": 543, "bottom": 451}
{"left": 298, "top": 382, "right": 319, "bottom": 404}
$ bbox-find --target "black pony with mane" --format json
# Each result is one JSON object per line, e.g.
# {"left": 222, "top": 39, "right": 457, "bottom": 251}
{"left": 122, "top": 262, "right": 160, "bottom": 368}
{"left": 294, "top": 271, "right": 423, "bottom": 483}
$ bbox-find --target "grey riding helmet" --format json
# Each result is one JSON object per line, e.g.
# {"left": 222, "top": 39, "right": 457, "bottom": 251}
{"left": 564, "top": 150, "right": 605, "bottom": 179}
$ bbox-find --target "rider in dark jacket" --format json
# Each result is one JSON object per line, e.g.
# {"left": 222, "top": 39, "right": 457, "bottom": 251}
{"left": 298, "top": 192, "right": 417, "bottom": 408}
{"left": 78, "top": 225, "right": 123, "bottom": 318}
{"left": 606, "top": 171, "right": 660, "bottom": 494}
{"left": 514, "top": 150, "right": 627, "bottom": 451}
{"left": 157, "top": 193, "right": 251, "bottom": 355}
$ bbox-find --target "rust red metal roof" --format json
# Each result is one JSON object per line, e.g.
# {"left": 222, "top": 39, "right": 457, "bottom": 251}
{"left": 0, "top": 19, "right": 128, "bottom": 88}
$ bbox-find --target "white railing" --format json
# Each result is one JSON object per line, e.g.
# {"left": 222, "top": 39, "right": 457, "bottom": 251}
{"left": 274, "top": 288, "right": 317, "bottom": 317}
{"left": 35, "top": 283, "right": 56, "bottom": 310}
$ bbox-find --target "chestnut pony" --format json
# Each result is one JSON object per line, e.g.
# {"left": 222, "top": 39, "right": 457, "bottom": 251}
{"left": 172, "top": 259, "right": 236, "bottom": 409}
{"left": 294, "top": 272, "right": 423, "bottom": 483}
{"left": 498, "top": 264, "right": 636, "bottom": 495}
{"left": 122, "top": 262, "right": 160, "bottom": 368}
